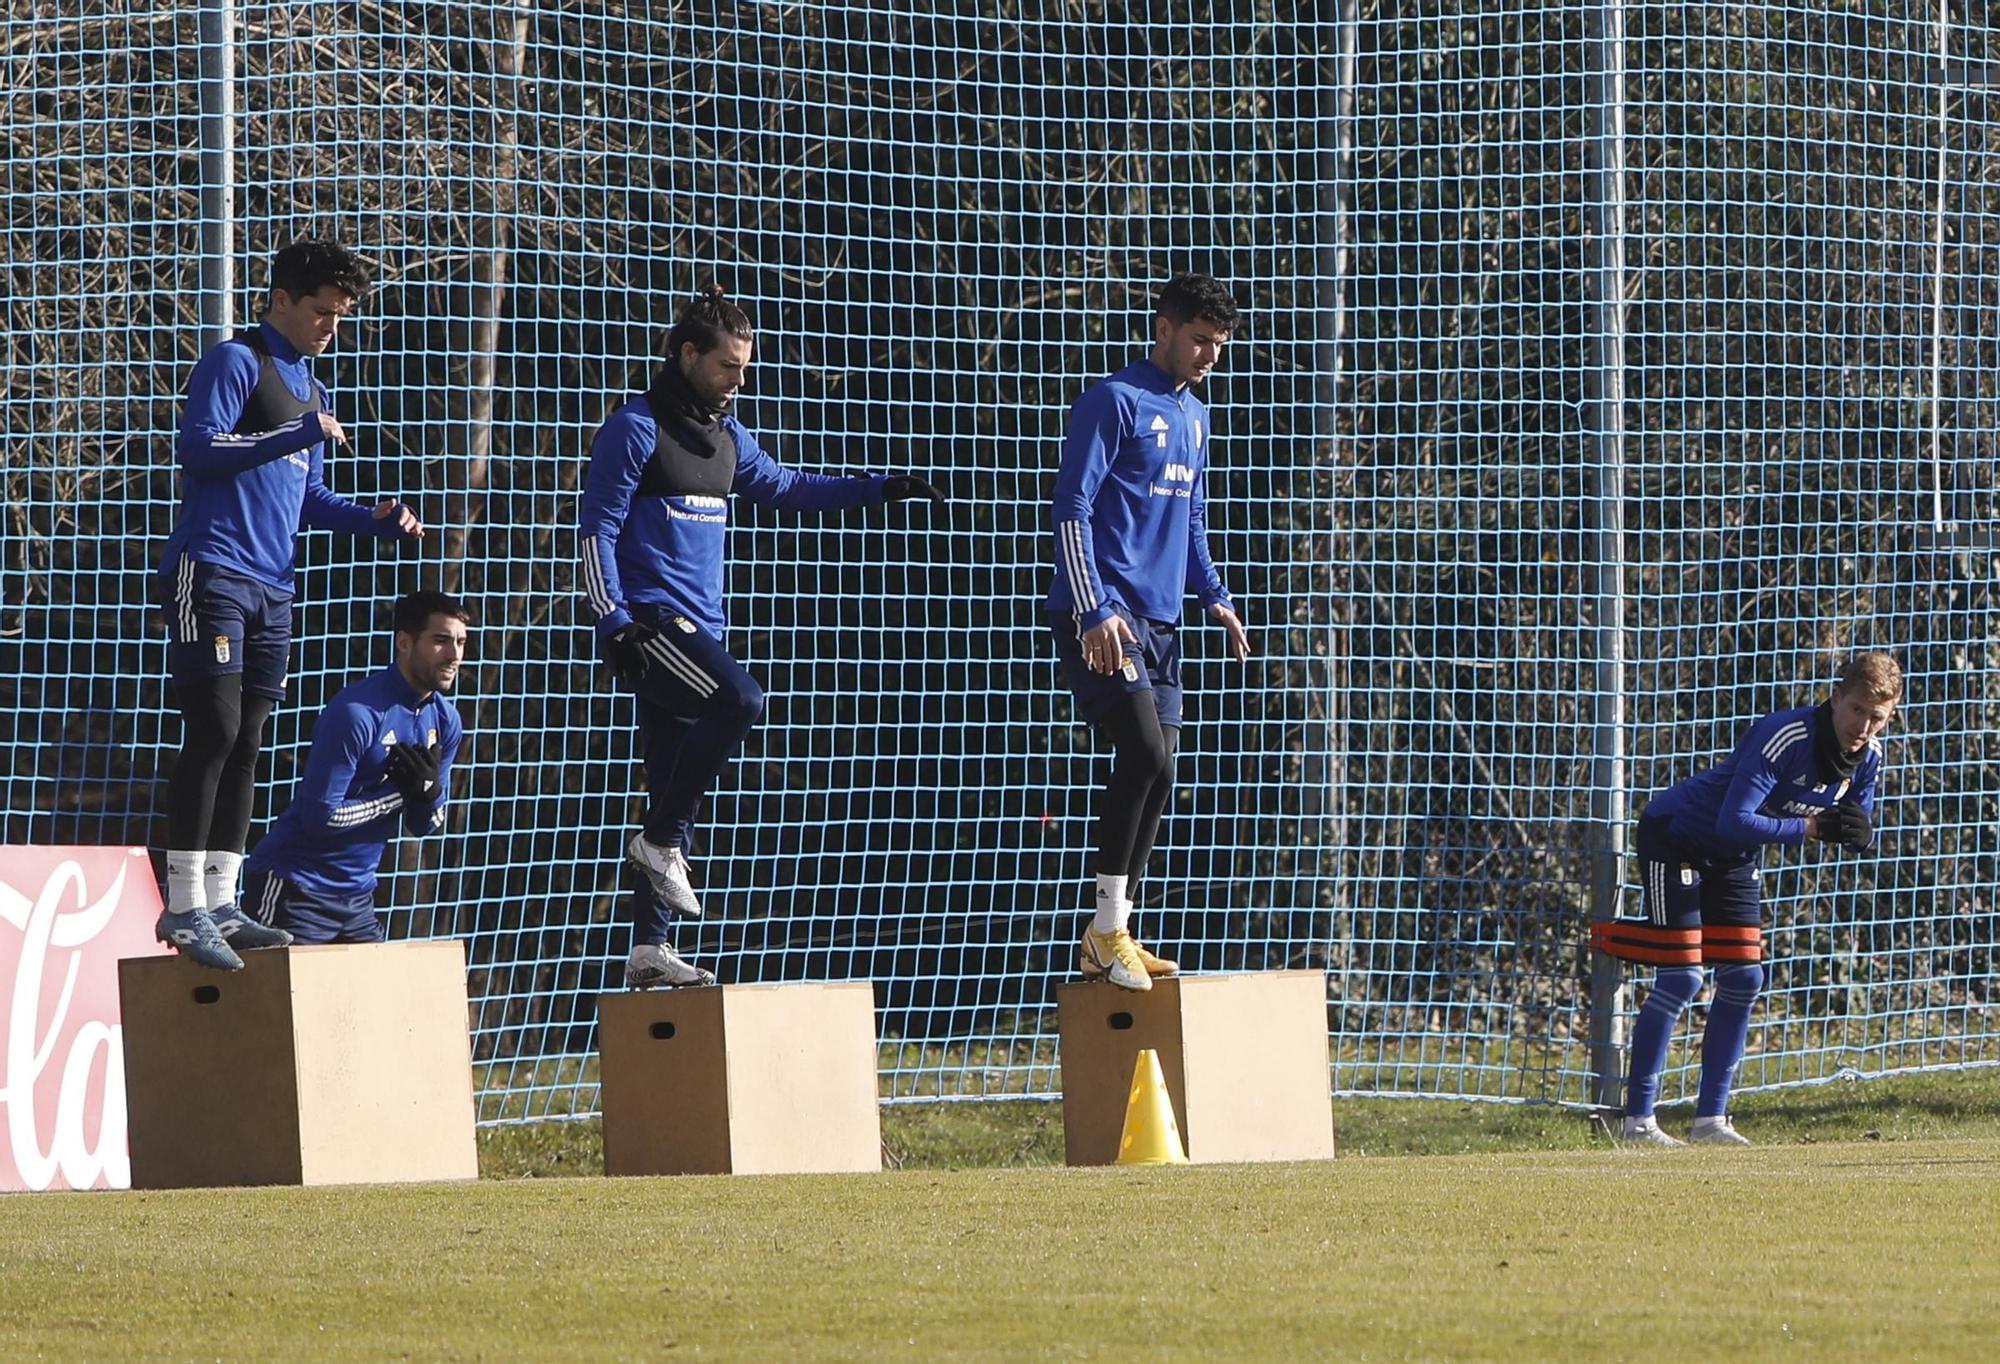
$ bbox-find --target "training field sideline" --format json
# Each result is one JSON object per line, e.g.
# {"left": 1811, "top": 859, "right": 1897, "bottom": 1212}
{"left": 4, "top": 1141, "right": 1997, "bottom": 1361}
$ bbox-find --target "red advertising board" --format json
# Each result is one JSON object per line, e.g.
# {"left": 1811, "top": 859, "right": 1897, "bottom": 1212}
{"left": 0, "top": 846, "right": 171, "bottom": 1192}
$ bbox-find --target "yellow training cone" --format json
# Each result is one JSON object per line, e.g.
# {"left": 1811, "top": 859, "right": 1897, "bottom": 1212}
{"left": 1116, "top": 1048, "right": 1190, "bottom": 1166}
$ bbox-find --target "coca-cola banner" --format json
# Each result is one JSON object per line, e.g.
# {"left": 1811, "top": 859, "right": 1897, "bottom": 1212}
{"left": 0, "top": 846, "right": 169, "bottom": 1192}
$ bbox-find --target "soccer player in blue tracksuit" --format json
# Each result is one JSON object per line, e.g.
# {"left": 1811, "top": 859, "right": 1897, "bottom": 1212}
{"left": 580, "top": 286, "right": 942, "bottom": 989}
{"left": 242, "top": 591, "right": 468, "bottom": 943}
{"left": 156, "top": 239, "right": 425, "bottom": 970}
{"left": 1595, "top": 652, "right": 1901, "bottom": 1145}
{"left": 1047, "top": 273, "right": 1253, "bottom": 992}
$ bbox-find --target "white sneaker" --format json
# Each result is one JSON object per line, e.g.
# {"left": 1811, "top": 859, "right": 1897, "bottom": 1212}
{"left": 628, "top": 834, "right": 702, "bottom": 919}
{"left": 623, "top": 944, "right": 715, "bottom": 990}
{"left": 1619, "top": 1116, "right": 1686, "bottom": 1148}
{"left": 1690, "top": 1115, "right": 1751, "bottom": 1146}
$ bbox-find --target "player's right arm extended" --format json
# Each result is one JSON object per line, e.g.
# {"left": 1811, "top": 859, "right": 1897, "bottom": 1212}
{"left": 291, "top": 702, "right": 407, "bottom": 832}
{"left": 1050, "top": 385, "right": 1124, "bottom": 631}
{"left": 178, "top": 344, "right": 326, "bottom": 477}
{"left": 578, "top": 412, "right": 646, "bottom": 638}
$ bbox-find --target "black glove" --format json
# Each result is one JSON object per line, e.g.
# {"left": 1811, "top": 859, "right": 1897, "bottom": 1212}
{"left": 882, "top": 474, "right": 944, "bottom": 504}
{"left": 1825, "top": 801, "right": 1873, "bottom": 852}
{"left": 383, "top": 742, "right": 442, "bottom": 803}
{"left": 604, "top": 622, "right": 659, "bottom": 686}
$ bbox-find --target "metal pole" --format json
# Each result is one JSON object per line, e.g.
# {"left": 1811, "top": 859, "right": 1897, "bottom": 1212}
{"left": 1926, "top": 0, "right": 1953, "bottom": 531}
{"left": 1583, "top": 0, "right": 1631, "bottom": 1113}
{"left": 198, "top": 0, "right": 237, "bottom": 347}
{"left": 1316, "top": 3, "right": 1358, "bottom": 1016}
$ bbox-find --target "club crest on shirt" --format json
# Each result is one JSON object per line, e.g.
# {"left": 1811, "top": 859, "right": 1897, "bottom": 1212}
{"left": 1680, "top": 865, "right": 1695, "bottom": 887}
{"left": 213, "top": 635, "right": 230, "bottom": 664}
{"left": 1120, "top": 657, "right": 1139, "bottom": 683}
{"left": 383, "top": 730, "right": 398, "bottom": 746}
{"left": 672, "top": 615, "right": 698, "bottom": 634}
{"left": 427, "top": 727, "right": 438, "bottom": 746}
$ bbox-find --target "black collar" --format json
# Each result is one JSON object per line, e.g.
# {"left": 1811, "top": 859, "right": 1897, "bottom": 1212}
{"left": 1812, "top": 701, "right": 1863, "bottom": 784}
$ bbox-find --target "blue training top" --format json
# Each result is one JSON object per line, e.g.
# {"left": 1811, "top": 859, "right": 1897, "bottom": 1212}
{"left": 160, "top": 322, "right": 406, "bottom": 592}
{"left": 1046, "top": 357, "right": 1231, "bottom": 630}
{"left": 247, "top": 664, "right": 464, "bottom": 899}
{"left": 1642, "top": 702, "right": 1883, "bottom": 862}
{"left": 578, "top": 395, "right": 886, "bottom": 641}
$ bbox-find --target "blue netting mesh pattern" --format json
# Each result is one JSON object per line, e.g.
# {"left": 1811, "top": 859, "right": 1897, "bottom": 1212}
{"left": 3, "top": 2, "right": 1995, "bottom": 1123}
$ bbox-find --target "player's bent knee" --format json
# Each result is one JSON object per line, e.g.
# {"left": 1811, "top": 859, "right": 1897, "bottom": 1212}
{"left": 1650, "top": 965, "right": 1704, "bottom": 1007}
{"left": 709, "top": 678, "right": 764, "bottom": 731}
{"left": 1713, "top": 961, "right": 1765, "bottom": 1002}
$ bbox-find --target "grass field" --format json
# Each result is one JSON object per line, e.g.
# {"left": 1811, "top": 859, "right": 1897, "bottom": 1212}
{"left": 5, "top": 1140, "right": 1998, "bottom": 1360}
{"left": 7, "top": 1075, "right": 1999, "bottom": 1361}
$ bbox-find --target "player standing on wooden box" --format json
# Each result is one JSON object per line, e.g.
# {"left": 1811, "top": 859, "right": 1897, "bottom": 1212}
{"left": 1046, "top": 273, "right": 1252, "bottom": 993}
{"left": 239, "top": 591, "right": 468, "bottom": 944}
{"left": 579, "top": 286, "right": 942, "bottom": 989}
{"left": 1594, "top": 652, "right": 1900, "bottom": 1145}
{"left": 156, "top": 239, "right": 426, "bottom": 970}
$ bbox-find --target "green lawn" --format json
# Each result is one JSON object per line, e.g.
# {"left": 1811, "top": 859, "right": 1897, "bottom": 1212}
{"left": 4, "top": 1139, "right": 1997, "bottom": 1361}
{"left": 473, "top": 1068, "right": 2000, "bottom": 1177}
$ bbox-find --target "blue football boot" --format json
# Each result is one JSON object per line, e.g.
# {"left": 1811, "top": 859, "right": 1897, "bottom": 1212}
{"left": 210, "top": 904, "right": 294, "bottom": 951}
{"left": 154, "top": 908, "right": 245, "bottom": 972}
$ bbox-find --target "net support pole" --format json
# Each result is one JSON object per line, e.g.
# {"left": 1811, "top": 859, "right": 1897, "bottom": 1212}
{"left": 1583, "top": 0, "right": 1631, "bottom": 1113}
{"left": 198, "top": 0, "right": 237, "bottom": 348}
{"left": 1316, "top": 3, "right": 1359, "bottom": 1009}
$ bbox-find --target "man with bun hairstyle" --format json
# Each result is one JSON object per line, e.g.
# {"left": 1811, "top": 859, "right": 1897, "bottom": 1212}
{"left": 1595, "top": 651, "right": 1901, "bottom": 1145}
{"left": 580, "top": 285, "right": 942, "bottom": 988}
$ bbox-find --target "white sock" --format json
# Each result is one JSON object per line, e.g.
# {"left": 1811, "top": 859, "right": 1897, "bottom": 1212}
{"left": 202, "top": 850, "right": 243, "bottom": 911}
{"left": 166, "top": 851, "right": 207, "bottom": 916}
{"left": 1092, "top": 875, "right": 1129, "bottom": 934}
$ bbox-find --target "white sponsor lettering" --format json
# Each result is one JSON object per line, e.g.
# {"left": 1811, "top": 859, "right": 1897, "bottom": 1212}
{"left": 0, "top": 858, "right": 131, "bottom": 1191}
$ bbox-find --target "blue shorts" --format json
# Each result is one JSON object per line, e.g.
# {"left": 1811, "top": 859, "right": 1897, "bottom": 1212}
{"left": 1593, "top": 815, "right": 1764, "bottom": 967}
{"left": 1049, "top": 609, "right": 1183, "bottom": 731}
{"left": 242, "top": 866, "right": 383, "bottom": 945}
{"left": 161, "top": 555, "right": 293, "bottom": 699}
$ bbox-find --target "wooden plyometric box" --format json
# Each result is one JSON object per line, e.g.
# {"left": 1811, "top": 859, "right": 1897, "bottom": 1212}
{"left": 598, "top": 981, "right": 881, "bottom": 1177}
{"left": 118, "top": 941, "right": 478, "bottom": 1189}
{"left": 1058, "top": 970, "right": 1334, "bottom": 1166}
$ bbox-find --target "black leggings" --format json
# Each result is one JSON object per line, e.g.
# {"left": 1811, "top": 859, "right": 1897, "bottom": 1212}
{"left": 1091, "top": 691, "right": 1181, "bottom": 883}
{"left": 165, "top": 674, "right": 274, "bottom": 855}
